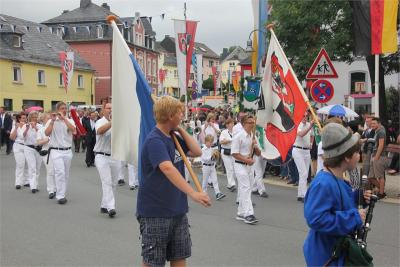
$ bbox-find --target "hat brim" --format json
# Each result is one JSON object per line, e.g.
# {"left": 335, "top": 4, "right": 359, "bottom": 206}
{"left": 323, "top": 134, "right": 359, "bottom": 159}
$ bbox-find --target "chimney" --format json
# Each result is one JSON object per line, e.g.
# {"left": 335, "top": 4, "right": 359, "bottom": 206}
{"left": 102, "top": 3, "right": 110, "bottom": 10}
{"left": 62, "top": 10, "right": 69, "bottom": 14}
{"left": 80, "top": 0, "right": 91, "bottom": 8}
{"left": 165, "top": 34, "right": 169, "bottom": 38}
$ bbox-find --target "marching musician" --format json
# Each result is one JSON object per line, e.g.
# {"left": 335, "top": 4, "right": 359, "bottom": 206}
{"left": 9, "top": 112, "right": 28, "bottom": 189}
{"left": 303, "top": 123, "right": 372, "bottom": 266}
{"left": 219, "top": 118, "right": 236, "bottom": 192}
{"left": 45, "top": 101, "right": 76, "bottom": 205}
{"left": 137, "top": 96, "right": 210, "bottom": 267}
{"left": 201, "top": 134, "right": 226, "bottom": 200}
{"left": 231, "top": 114, "right": 260, "bottom": 225}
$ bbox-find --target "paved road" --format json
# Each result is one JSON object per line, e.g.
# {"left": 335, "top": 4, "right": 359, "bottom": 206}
{"left": 1, "top": 151, "right": 399, "bottom": 266}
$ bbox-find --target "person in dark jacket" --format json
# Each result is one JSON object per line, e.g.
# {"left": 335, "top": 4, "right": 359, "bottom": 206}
{"left": 303, "top": 123, "right": 372, "bottom": 266}
{"left": 83, "top": 111, "right": 97, "bottom": 167}
{"left": 0, "top": 106, "right": 13, "bottom": 155}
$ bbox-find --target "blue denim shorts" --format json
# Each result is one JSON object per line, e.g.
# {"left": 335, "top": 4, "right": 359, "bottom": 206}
{"left": 138, "top": 214, "right": 191, "bottom": 266}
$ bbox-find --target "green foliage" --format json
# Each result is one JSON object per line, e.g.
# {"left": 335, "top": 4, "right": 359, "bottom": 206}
{"left": 385, "top": 86, "right": 399, "bottom": 127}
{"left": 269, "top": 0, "right": 354, "bottom": 80}
{"left": 202, "top": 77, "right": 214, "bottom": 90}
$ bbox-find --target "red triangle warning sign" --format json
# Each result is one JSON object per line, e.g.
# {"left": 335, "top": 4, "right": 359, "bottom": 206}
{"left": 306, "top": 48, "right": 338, "bottom": 79}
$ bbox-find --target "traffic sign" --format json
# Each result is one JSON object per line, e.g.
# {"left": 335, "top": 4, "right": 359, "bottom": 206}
{"left": 310, "top": 79, "right": 334, "bottom": 103}
{"left": 306, "top": 48, "right": 338, "bottom": 79}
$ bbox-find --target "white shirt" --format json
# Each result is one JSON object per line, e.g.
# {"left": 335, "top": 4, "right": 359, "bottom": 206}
{"left": 219, "top": 128, "right": 233, "bottom": 149}
{"left": 11, "top": 125, "right": 25, "bottom": 144}
{"left": 232, "top": 122, "right": 244, "bottom": 137}
{"left": 231, "top": 130, "right": 254, "bottom": 157}
{"left": 90, "top": 119, "right": 95, "bottom": 130}
{"left": 36, "top": 127, "right": 50, "bottom": 150}
{"left": 45, "top": 118, "right": 75, "bottom": 148}
{"left": 294, "top": 122, "right": 311, "bottom": 148}
{"left": 93, "top": 117, "right": 111, "bottom": 154}
{"left": 0, "top": 113, "right": 4, "bottom": 128}
{"left": 201, "top": 146, "right": 216, "bottom": 164}
{"left": 202, "top": 123, "right": 220, "bottom": 144}
{"left": 317, "top": 142, "right": 324, "bottom": 174}
{"left": 24, "top": 123, "right": 42, "bottom": 146}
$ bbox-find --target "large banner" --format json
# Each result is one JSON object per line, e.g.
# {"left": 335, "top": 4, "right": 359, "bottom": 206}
{"left": 212, "top": 66, "right": 221, "bottom": 96}
{"left": 59, "top": 51, "right": 74, "bottom": 93}
{"left": 257, "top": 31, "right": 307, "bottom": 161}
{"left": 174, "top": 19, "right": 198, "bottom": 95}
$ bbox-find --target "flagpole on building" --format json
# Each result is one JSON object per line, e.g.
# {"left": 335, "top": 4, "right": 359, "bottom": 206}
{"left": 266, "top": 24, "right": 322, "bottom": 130}
{"left": 374, "top": 54, "right": 379, "bottom": 117}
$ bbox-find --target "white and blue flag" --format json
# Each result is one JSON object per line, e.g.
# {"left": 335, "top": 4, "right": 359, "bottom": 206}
{"left": 110, "top": 19, "right": 156, "bottom": 176}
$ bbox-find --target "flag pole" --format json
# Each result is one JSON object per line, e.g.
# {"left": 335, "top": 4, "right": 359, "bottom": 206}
{"left": 184, "top": 2, "right": 188, "bottom": 121}
{"left": 374, "top": 54, "right": 379, "bottom": 117}
{"left": 266, "top": 24, "right": 322, "bottom": 130}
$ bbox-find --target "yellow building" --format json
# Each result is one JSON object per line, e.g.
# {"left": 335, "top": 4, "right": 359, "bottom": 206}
{"left": 0, "top": 14, "right": 94, "bottom": 111}
{"left": 220, "top": 46, "right": 248, "bottom": 84}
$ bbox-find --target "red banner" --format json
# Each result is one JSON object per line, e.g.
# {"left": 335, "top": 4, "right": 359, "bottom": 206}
{"left": 185, "top": 21, "right": 197, "bottom": 88}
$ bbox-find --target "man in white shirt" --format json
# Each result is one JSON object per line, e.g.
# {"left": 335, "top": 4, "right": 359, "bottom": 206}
{"left": 45, "top": 102, "right": 76, "bottom": 204}
{"left": 231, "top": 114, "right": 260, "bottom": 225}
{"left": 232, "top": 111, "right": 245, "bottom": 137}
{"left": 292, "top": 114, "right": 313, "bottom": 202}
{"left": 93, "top": 103, "right": 119, "bottom": 218}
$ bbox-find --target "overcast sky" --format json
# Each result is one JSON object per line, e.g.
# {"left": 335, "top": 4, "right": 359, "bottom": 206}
{"left": 1, "top": 0, "right": 254, "bottom": 54}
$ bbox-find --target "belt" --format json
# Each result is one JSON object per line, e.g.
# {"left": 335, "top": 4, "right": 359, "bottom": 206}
{"left": 15, "top": 142, "right": 24, "bottom": 146}
{"left": 234, "top": 160, "right": 248, "bottom": 165}
{"left": 25, "top": 144, "right": 35, "bottom": 149}
{"left": 202, "top": 163, "right": 214, "bottom": 166}
{"left": 212, "top": 144, "right": 218, "bottom": 148}
{"left": 293, "top": 145, "right": 310, "bottom": 150}
{"left": 95, "top": 152, "right": 111, "bottom": 156}
{"left": 46, "top": 147, "right": 71, "bottom": 164}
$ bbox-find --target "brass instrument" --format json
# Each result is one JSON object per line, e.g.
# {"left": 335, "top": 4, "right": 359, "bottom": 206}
{"left": 194, "top": 126, "right": 202, "bottom": 136}
{"left": 211, "top": 150, "right": 220, "bottom": 161}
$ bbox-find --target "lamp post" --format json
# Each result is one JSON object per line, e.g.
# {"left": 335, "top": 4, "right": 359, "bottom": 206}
{"left": 245, "top": 28, "right": 268, "bottom": 76}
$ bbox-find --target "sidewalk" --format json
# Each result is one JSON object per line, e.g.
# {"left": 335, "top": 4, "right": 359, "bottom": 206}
{"left": 264, "top": 173, "right": 400, "bottom": 204}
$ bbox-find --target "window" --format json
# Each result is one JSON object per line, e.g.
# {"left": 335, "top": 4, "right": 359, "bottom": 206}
{"left": 96, "top": 25, "right": 103, "bottom": 38}
{"left": 78, "top": 75, "right": 84, "bottom": 88}
{"left": 135, "top": 33, "right": 139, "bottom": 45}
{"left": 23, "top": 100, "right": 43, "bottom": 108}
{"left": 152, "top": 60, "right": 156, "bottom": 76}
{"left": 147, "top": 59, "right": 151, "bottom": 75}
{"left": 174, "top": 70, "right": 178, "bottom": 78}
{"left": 4, "top": 99, "right": 13, "bottom": 111}
{"left": 38, "top": 70, "right": 45, "bottom": 85}
{"left": 350, "top": 72, "right": 367, "bottom": 94}
{"left": 51, "top": 101, "right": 61, "bottom": 110}
{"left": 209, "top": 60, "right": 214, "bottom": 67}
{"left": 56, "top": 27, "right": 64, "bottom": 38}
{"left": 190, "top": 73, "right": 194, "bottom": 80}
{"left": 59, "top": 73, "right": 64, "bottom": 86}
{"left": 13, "top": 66, "right": 21, "bottom": 82}
{"left": 12, "top": 35, "right": 21, "bottom": 47}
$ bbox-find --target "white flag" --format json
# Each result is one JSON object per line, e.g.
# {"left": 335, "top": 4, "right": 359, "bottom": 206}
{"left": 174, "top": 19, "right": 187, "bottom": 95}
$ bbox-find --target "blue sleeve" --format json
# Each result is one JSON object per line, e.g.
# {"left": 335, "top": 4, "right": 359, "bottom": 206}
{"left": 147, "top": 138, "right": 171, "bottom": 169}
{"left": 304, "top": 182, "right": 363, "bottom": 235}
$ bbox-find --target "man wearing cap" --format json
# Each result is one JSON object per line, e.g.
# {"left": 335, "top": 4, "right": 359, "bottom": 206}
{"left": 303, "top": 123, "right": 371, "bottom": 266}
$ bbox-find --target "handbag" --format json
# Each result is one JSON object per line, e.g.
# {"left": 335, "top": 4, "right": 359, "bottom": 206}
{"left": 324, "top": 169, "right": 374, "bottom": 267}
{"left": 223, "top": 148, "right": 231, "bottom": 155}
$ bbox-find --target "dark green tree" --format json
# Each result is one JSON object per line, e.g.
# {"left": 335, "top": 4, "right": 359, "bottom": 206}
{"left": 268, "top": 0, "right": 398, "bottom": 125}
{"left": 202, "top": 77, "right": 214, "bottom": 91}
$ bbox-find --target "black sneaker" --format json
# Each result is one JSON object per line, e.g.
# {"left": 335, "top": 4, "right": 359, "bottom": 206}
{"left": 100, "top": 208, "right": 108, "bottom": 214}
{"left": 227, "top": 185, "right": 236, "bottom": 192}
{"left": 118, "top": 180, "right": 125, "bottom": 186}
{"left": 48, "top": 192, "right": 55, "bottom": 199}
{"left": 260, "top": 192, "right": 269, "bottom": 198}
{"left": 15, "top": 185, "right": 21, "bottom": 190}
{"left": 31, "top": 189, "right": 38, "bottom": 194}
{"left": 377, "top": 193, "right": 387, "bottom": 200}
{"left": 58, "top": 198, "right": 67, "bottom": 205}
{"left": 244, "top": 215, "right": 258, "bottom": 224}
{"left": 216, "top": 193, "right": 226, "bottom": 200}
{"left": 24, "top": 184, "right": 30, "bottom": 187}
{"left": 208, "top": 183, "right": 213, "bottom": 188}
{"left": 108, "top": 209, "right": 116, "bottom": 218}
{"left": 130, "top": 185, "right": 138, "bottom": 190}
{"left": 297, "top": 197, "right": 304, "bottom": 203}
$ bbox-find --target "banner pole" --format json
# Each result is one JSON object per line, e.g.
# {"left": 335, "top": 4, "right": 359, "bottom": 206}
{"left": 374, "top": 54, "right": 379, "bottom": 117}
{"left": 266, "top": 25, "right": 322, "bottom": 130}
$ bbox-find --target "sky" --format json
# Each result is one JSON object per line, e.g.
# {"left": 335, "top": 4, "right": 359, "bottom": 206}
{"left": 1, "top": 0, "right": 255, "bottom": 55}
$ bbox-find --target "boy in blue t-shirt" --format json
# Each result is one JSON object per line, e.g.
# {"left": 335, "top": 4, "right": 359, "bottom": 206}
{"left": 137, "top": 96, "right": 211, "bottom": 267}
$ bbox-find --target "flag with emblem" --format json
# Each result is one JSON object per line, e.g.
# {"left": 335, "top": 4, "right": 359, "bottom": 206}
{"left": 256, "top": 30, "right": 308, "bottom": 161}
{"left": 59, "top": 51, "right": 74, "bottom": 93}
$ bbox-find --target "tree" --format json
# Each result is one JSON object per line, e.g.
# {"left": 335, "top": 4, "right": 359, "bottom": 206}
{"left": 202, "top": 77, "right": 214, "bottom": 90}
{"left": 268, "top": 0, "right": 398, "bottom": 125}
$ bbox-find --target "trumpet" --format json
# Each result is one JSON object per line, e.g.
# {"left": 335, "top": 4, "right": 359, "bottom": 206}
{"left": 194, "top": 126, "right": 202, "bottom": 136}
{"left": 211, "top": 150, "right": 220, "bottom": 161}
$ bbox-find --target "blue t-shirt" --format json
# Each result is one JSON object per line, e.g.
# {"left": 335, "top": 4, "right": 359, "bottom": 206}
{"left": 303, "top": 170, "right": 363, "bottom": 266}
{"left": 137, "top": 127, "right": 189, "bottom": 217}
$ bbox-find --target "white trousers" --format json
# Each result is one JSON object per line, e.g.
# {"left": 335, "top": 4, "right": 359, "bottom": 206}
{"left": 116, "top": 160, "right": 125, "bottom": 181}
{"left": 201, "top": 164, "right": 220, "bottom": 195}
{"left": 51, "top": 149, "right": 73, "bottom": 200}
{"left": 42, "top": 154, "right": 56, "bottom": 193}
{"left": 234, "top": 163, "right": 254, "bottom": 217}
{"left": 252, "top": 156, "right": 267, "bottom": 194}
{"left": 293, "top": 148, "right": 311, "bottom": 198}
{"left": 221, "top": 153, "right": 236, "bottom": 188}
{"left": 95, "top": 154, "right": 119, "bottom": 210}
{"left": 128, "top": 163, "right": 138, "bottom": 187}
{"left": 24, "top": 146, "right": 42, "bottom": 190}
{"left": 13, "top": 143, "right": 26, "bottom": 186}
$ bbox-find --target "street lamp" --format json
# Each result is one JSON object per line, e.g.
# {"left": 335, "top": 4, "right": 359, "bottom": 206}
{"left": 245, "top": 29, "right": 268, "bottom": 53}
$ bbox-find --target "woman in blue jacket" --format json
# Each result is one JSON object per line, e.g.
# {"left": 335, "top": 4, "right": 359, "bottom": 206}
{"left": 303, "top": 122, "right": 371, "bottom": 266}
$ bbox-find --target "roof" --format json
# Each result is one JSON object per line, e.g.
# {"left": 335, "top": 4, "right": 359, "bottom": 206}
{"left": 0, "top": 14, "right": 93, "bottom": 71}
{"left": 119, "top": 17, "right": 156, "bottom": 37}
{"left": 42, "top": 1, "right": 116, "bottom": 24}
{"left": 163, "top": 54, "right": 177, "bottom": 66}
{"left": 222, "top": 46, "right": 248, "bottom": 62}
{"left": 239, "top": 54, "right": 252, "bottom": 65}
{"left": 159, "top": 36, "right": 219, "bottom": 59}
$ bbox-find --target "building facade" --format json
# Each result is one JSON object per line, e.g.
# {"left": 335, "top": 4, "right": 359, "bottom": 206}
{"left": 220, "top": 46, "right": 248, "bottom": 84}
{"left": 42, "top": 0, "right": 159, "bottom": 104}
{"left": 0, "top": 14, "right": 94, "bottom": 111}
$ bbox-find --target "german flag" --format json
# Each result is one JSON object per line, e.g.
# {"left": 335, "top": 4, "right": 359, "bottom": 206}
{"left": 351, "top": 0, "right": 399, "bottom": 56}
